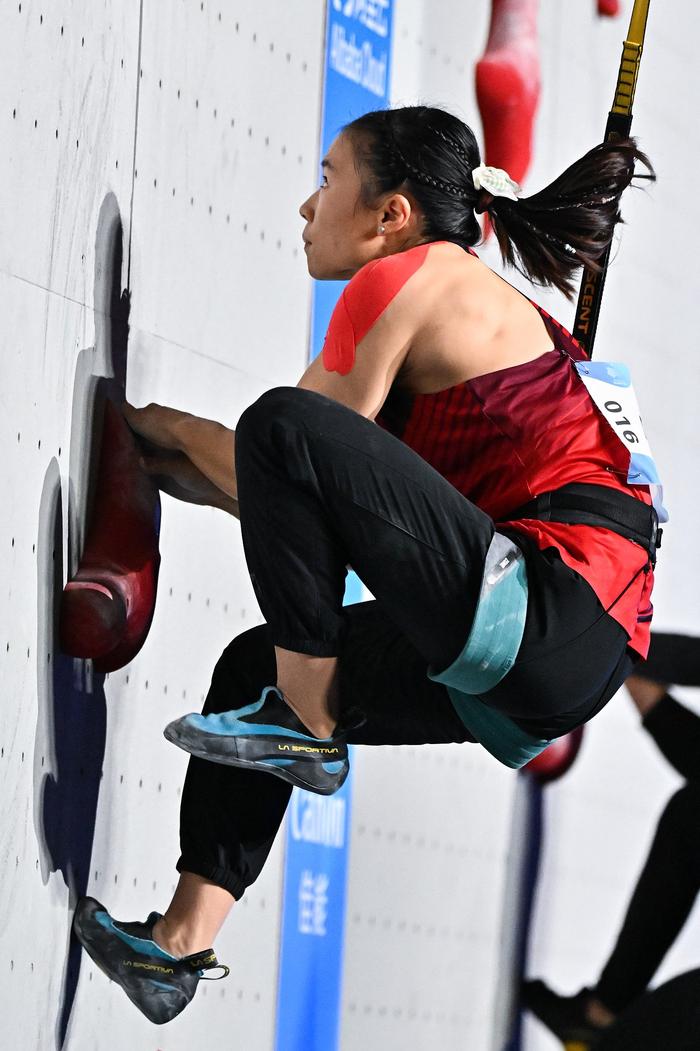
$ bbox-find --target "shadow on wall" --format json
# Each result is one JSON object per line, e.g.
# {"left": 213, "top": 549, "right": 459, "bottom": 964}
{"left": 32, "top": 193, "right": 130, "bottom": 1050}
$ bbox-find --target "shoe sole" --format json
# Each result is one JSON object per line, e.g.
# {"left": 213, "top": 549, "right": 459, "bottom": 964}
{"left": 164, "top": 722, "right": 348, "bottom": 796}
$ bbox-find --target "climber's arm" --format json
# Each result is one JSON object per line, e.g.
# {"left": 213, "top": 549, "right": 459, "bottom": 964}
{"left": 139, "top": 448, "right": 240, "bottom": 517}
{"left": 123, "top": 402, "right": 238, "bottom": 501}
{"left": 172, "top": 416, "right": 237, "bottom": 500}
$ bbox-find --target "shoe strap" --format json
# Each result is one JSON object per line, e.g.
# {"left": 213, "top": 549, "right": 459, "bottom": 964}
{"left": 199, "top": 964, "right": 230, "bottom": 981}
{"left": 182, "top": 948, "right": 230, "bottom": 980}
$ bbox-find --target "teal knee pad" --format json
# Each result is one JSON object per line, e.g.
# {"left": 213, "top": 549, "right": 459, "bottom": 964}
{"left": 428, "top": 533, "right": 552, "bottom": 769}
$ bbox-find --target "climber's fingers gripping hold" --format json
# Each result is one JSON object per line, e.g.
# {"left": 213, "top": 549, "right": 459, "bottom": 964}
{"left": 122, "top": 401, "right": 192, "bottom": 451}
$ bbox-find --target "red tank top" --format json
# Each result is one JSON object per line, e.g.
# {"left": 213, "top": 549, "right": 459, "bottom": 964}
{"left": 324, "top": 243, "right": 654, "bottom": 656}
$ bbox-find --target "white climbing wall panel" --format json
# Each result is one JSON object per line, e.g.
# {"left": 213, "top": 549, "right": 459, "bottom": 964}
{"left": 1, "top": 2, "right": 324, "bottom": 1048}
{"left": 2, "top": 1, "right": 699, "bottom": 1050}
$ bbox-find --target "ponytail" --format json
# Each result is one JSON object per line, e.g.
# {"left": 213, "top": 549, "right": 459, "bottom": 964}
{"left": 343, "top": 107, "right": 654, "bottom": 299}
{"left": 486, "top": 139, "right": 655, "bottom": 298}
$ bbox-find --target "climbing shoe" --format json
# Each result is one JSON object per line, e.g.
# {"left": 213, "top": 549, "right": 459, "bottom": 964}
{"left": 73, "top": 896, "right": 228, "bottom": 1024}
{"left": 522, "top": 979, "right": 609, "bottom": 1048}
{"left": 164, "top": 685, "right": 355, "bottom": 796}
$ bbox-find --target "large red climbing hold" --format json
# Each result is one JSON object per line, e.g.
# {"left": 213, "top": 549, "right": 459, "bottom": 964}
{"left": 475, "top": 0, "right": 541, "bottom": 189}
{"left": 60, "top": 398, "right": 161, "bottom": 673}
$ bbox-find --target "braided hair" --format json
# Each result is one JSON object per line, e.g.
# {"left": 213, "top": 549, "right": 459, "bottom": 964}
{"left": 343, "top": 106, "right": 654, "bottom": 298}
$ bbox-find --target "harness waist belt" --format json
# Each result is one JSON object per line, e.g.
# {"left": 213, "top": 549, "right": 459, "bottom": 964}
{"left": 508, "top": 483, "right": 661, "bottom": 566}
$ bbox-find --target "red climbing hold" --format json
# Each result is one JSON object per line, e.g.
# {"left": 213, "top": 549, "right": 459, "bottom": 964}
{"left": 475, "top": 0, "right": 541, "bottom": 192}
{"left": 597, "top": 0, "right": 620, "bottom": 17}
{"left": 60, "top": 398, "right": 161, "bottom": 672}
{"left": 524, "top": 726, "right": 584, "bottom": 785}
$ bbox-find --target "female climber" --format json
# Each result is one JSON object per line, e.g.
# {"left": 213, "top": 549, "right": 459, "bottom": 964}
{"left": 73, "top": 105, "right": 660, "bottom": 1024}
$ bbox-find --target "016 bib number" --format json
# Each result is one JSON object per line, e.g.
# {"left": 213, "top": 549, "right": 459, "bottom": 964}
{"left": 575, "top": 360, "right": 667, "bottom": 521}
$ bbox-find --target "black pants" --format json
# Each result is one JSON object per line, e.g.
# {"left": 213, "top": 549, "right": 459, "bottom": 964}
{"left": 177, "top": 387, "right": 634, "bottom": 896}
{"left": 595, "top": 782, "right": 700, "bottom": 1013}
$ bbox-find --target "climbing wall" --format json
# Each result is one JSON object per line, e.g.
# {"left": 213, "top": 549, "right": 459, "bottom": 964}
{"left": 2, "top": 2, "right": 699, "bottom": 1050}
{"left": 0, "top": 2, "right": 323, "bottom": 1048}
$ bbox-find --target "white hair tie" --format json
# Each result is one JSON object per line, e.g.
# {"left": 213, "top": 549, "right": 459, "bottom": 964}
{"left": 471, "top": 165, "right": 520, "bottom": 201}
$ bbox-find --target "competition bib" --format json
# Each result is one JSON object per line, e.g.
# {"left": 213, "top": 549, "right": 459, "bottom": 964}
{"left": 575, "top": 360, "right": 668, "bottom": 522}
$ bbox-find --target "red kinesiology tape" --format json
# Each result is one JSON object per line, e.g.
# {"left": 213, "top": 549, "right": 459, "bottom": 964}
{"left": 323, "top": 244, "right": 430, "bottom": 375}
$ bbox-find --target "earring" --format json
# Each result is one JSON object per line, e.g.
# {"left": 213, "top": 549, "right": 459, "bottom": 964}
{"left": 377, "top": 224, "right": 386, "bottom": 234}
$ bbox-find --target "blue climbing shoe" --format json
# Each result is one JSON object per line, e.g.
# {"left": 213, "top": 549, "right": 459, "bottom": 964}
{"left": 164, "top": 686, "right": 353, "bottom": 796}
{"left": 73, "top": 896, "right": 229, "bottom": 1024}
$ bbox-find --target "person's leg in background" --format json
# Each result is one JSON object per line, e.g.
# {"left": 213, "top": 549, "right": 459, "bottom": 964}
{"left": 588, "top": 654, "right": 700, "bottom": 1017}
{"left": 523, "top": 649, "right": 700, "bottom": 1041}
{"left": 630, "top": 631, "right": 700, "bottom": 689}
{"left": 592, "top": 782, "right": 700, "bottom": 1016}
{"left": 625, "top": 632, "right": 700, "bottom": 780}
{"left": 523, "top": 783, "right": 700, "bottom": 1040}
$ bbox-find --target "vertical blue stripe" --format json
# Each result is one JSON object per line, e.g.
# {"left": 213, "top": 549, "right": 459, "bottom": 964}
{"left": 274, "top": 772, "right": 355, "bottom": 1051}
{"left": 503, "top": 778, "right": 544, "bottom": 1051}
{"left": 310, "top": 0, "right": 394, "bottom": 369}
{"left": 275, "top": 4, "right": 394, "bottom": 1049}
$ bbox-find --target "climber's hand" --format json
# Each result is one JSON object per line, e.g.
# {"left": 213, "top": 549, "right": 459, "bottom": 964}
{"left": 122, "top": 401, "right": 191, "bottom": 450}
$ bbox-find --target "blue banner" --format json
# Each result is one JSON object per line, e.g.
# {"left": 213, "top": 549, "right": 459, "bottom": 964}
{"left": 274, "top": 773, "right": 355, "bottom": 1051}
{"left": 311, "top": 0, "right": 395, "bottom": 367}
{"left": 275, "top": 4, "right": 394, "bottom": 1050}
